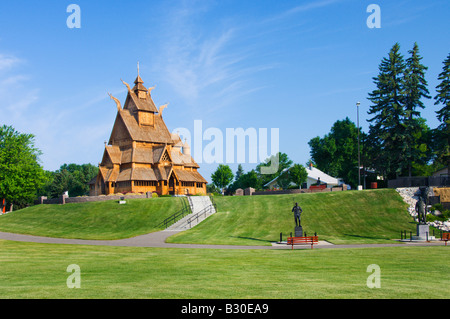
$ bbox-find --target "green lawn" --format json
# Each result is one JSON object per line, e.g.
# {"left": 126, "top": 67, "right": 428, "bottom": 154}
{"left": 0, "top": 189, "right": 417, "bottom": 245}
{"left": 168, "top": 189, "right": 416, "bottom": 245}
{"left": 0, "top": 240, "right": 448, "bottom": 299}
{"left": 0, "top": 197, "right": 185, "bottom": 240}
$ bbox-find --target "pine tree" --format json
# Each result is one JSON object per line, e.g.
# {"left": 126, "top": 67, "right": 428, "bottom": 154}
{"left": 235, "top": 164, "right": 244, "bottom": 181}
{"left": 367, "top": 43, "right": 407, "bottom": 179}
{"left": 403, "top": 43, "right": 431, "bottom": 176}
{"left": 434, "top": 53, "right": 450, "bottom": 171}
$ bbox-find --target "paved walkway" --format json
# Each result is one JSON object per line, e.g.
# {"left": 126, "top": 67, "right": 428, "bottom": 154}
{"left": 0, "top": 230, "right": 446, "bottom": 250}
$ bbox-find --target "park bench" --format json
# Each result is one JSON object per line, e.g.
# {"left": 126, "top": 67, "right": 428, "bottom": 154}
{"left": 442, "top": 232, "right": 450, "bottom": 246}
{"left": 287, "top": 236, "right": 319, "bottom": 249}
{"left": 309, "top": 184, "right": 327, "bottom": 191}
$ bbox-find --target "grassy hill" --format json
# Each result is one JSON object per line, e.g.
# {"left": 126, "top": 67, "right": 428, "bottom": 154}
{"left": 0, "top": 197, "right": 185, "bottom": 240}
{"left": 0, "top": 189, "right": 416, "bottom": 244}
{"left": 167, "top": 189, "right": 416, "bottom": 245}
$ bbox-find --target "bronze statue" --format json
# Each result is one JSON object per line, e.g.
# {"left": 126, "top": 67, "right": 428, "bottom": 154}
{"left": 415, "top": 197, "right": 427, "bottom": 225}
{"left": 292, "top": 202, "right": 302, "bottom": 227}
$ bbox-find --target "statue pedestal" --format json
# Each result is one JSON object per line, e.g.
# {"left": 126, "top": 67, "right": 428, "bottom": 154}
{"left": 412, "top": 224, "right": 434, "bottom": 240}
{"left": 295, "top": 226, "right": 303, "bottom": 237}
{"left": 417, "top": 224, "right": 429, "bottom": 237}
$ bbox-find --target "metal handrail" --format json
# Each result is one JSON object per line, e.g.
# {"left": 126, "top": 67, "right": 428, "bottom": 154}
{"left": 209, "top": 195, "right": 217, "bottom": 211}
{"left": 186, "top": 204, "right": 215, "bottom": 228}
{"left": 157, "top": 197, "right": 191, "bottom": 229}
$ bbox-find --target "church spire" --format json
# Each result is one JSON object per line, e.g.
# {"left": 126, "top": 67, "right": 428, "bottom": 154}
{"left": 133, "top": 61, "right": 147, "bottom": 98}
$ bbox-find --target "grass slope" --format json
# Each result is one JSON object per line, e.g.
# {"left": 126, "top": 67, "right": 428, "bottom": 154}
{"left": 0, "top": 197, "right": 185, "bottom": 240}
{"left": 0, "top": 240, "right": 448, "bottom": 299}
{"left": 168, "top": 189, "right": 415, "bottom": 245}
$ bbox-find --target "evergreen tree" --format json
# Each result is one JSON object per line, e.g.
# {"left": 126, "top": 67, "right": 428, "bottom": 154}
{"left": 235, "top": 164, "right": 244, "bottom": 181}
{"left": 403, "top": 43, "right": 431, "bottom": 176}
{"left": 434, "top": 53, "right": 450, "bottom": 171}
{"left": 367, "top": 43, "right": 407, "bottom": 179}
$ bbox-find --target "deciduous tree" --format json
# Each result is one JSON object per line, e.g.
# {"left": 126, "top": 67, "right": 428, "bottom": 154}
{"left": 211, "top": 164, "right": 234, "bottom": 193}
{"left": 0, "top": 125, "right": 45, "bottom": 209}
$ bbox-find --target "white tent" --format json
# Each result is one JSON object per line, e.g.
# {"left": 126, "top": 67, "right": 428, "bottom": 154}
{"left": 264, "top": 163, "right": 341, "bottom": 189}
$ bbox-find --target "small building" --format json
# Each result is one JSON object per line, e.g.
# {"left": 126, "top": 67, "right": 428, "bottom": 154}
{"left": 264, "top": 163, "right": 341, "bottom": 190}
{"left": 432, "top": 167, "right": 449, "bottom": 177}
{"left": 89, "top": 72, "right": 207, "bottom": 196}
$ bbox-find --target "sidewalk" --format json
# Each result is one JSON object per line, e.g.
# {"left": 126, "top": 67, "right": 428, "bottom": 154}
{"left": 0, "top": 230, "right": 446, "bottom": 250}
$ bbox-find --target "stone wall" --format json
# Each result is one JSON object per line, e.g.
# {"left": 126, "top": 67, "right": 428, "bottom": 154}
{"left": 251, "top": 186, "right": 347, "bottom": 196}
{"left": 35, "top": 192, "right": 153, "bottom": 205}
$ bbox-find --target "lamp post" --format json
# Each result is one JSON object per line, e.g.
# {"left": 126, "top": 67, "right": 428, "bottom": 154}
{"left": 356, "top": 101, "right": 361, "bottom": 190}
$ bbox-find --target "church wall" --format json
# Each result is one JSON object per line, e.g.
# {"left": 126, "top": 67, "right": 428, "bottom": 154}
{"left": 133, "top": 184, "right": 158, "bottom": 194}
{"left": 138, "top": 111, "right": 154, "bottom": 127}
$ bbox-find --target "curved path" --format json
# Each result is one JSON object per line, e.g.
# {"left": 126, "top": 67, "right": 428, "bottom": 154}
{"left": 0, "top": 230, "right": 445, "bottom": 250}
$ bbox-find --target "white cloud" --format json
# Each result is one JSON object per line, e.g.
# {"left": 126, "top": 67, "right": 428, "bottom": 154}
{"left": 261, "top": 0, "right": 343, "bottom": 24}
{"left": 0, "top": 54, "right": 39, "bottom": 126}
{"left": 151, "top": 3, "right": 273, "bottom": 112}
{"left": 0, "top": 54, "right": 21, "bottom": 71}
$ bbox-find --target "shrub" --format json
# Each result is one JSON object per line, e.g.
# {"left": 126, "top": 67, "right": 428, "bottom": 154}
{"left": 431, "top": 203, "right": 444, "bottom": 212}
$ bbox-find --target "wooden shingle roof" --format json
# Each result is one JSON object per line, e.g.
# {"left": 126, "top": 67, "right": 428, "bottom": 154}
{"left": 170, "top": 148, "right": 199, "bottom": 168}
{"left": 105, "top": 145, "right": 121, "bottom": 164}
{"left": 127, "top": 92, "right": 159, "bottom": 113}
{"left": 131, "top": 167, "right": 158, "bottom": 181}
{"left": 173, "top": 169, "right": 207, "bottom": 183}
{"left": 122, "top": 76, "right": 159, "bottom": 113}
{"left": 118, "top": 109, "right": 173, "bottom": 144}
{"left": 154, "top": 166, "right": 172, "bottom": 181}
{"left": 133, "top": 147, "right": 153, "bottom": 163}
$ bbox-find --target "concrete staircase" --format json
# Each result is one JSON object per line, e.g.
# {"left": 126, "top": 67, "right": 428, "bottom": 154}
{"left": 165, "top": 196, "right": 216, "bottom": 231}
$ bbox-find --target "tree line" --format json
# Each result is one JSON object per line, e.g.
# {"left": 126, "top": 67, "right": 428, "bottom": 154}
{"left": 0, "top": 124, "right": 98, "bottom": 210}
{"left": 37, "top": 163, "right": 99, "bottom": 199}
{"left": 210, "top": 43, "right": 449, "bottom": 193}
{"left": 209, "top": 152, "right": 309, "bottom": 195}
{"left": 310, "top": 43, "right": 449, "bottom": 185}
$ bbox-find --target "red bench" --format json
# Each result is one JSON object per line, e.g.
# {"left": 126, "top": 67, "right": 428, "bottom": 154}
{"left": 287, "top": 236, "right": 319, "bottom": 249}
{"left": 309, "top": 185, "right": 326, "bottom": 190}
{"left": 442, "top": 232, "right": 450, "bottom": 246}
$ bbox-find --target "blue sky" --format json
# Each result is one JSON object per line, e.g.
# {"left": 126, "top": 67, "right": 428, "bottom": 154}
{"left": 0, "top": 0, "right": 449, "bottom": 183}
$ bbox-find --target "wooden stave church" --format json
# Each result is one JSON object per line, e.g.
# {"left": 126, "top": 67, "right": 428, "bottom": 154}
{"left": 89, "top": 73, "right": 207, "bottom": 196}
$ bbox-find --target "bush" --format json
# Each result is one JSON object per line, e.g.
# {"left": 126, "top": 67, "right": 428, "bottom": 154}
{"left": 208, "top": 192, "right": 221, "bottom": 196}
{"left": 431, "top": 203, "right": 444, "bottom": 213}
{"left": 151, "top": 192, "right": 159, "bottom": 198}
{"left": 427, "top": 214, "right": 442, "bottom": 222}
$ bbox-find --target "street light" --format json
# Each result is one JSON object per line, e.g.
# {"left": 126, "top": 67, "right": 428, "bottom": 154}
{"left": 356, "top": 101, "right": 361, "bottom": 190}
